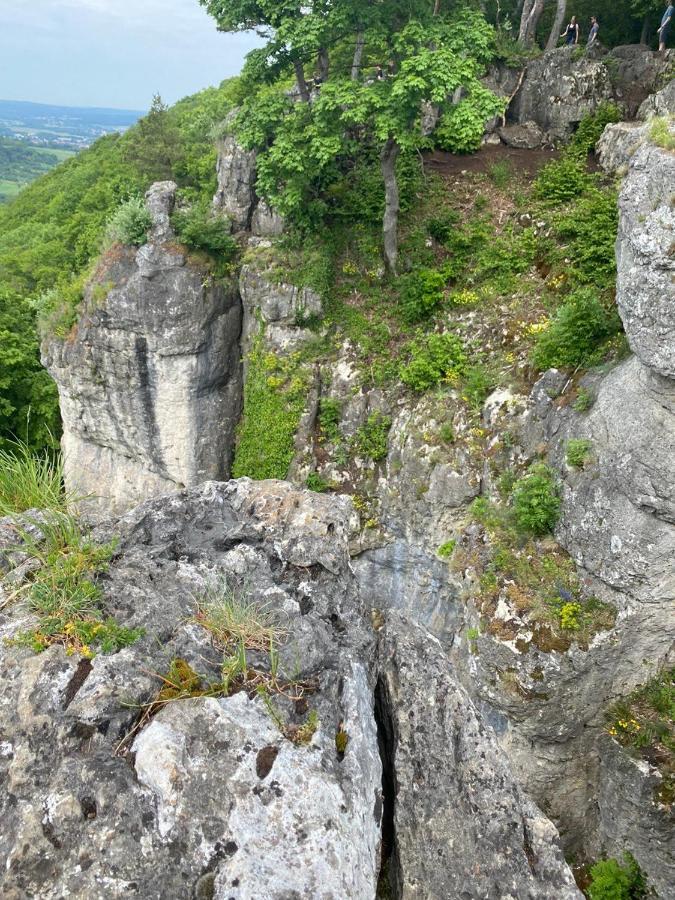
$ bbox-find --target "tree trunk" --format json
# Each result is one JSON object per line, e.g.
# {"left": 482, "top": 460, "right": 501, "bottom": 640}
{"left": 640, "top": 15, "right": 650, "bottom": 44}
{"left": 351, "top": 32, "right": 365, "bottom": 80}
{"left": 293, "top": 60, "right": 311, "bottom": 102}
{"left": 381, "top": 137, "right": 401, "bottom": 276}
{"left": 318, "top": 48, "right": 330, "bottom": 81}
{"left": 433, "top": 0, "right": 441, "bottom": 14}
{"left": 519, "top": 0, "right": 545, "bottom": 44}
{"left": 518, "top": 0, "right": 534, "bottom": 42}
{"left": 546, "top": 0, "right": 566, "bottom": 50}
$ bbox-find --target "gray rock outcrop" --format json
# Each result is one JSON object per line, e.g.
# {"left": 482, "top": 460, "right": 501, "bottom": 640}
{"left": 42, "top": 183, "right": 243, "bottom": 516}
{"left": 638, "top": 78, "right": 675, "bottom": 119}
{"left": 0, "top": 480, "right": 581, "bottom": 899}
{"left": 596, "top": 120, "right": 648, "bottom": 173}
{"left": 616, "top": 141, "right": 675, "bottom": 377}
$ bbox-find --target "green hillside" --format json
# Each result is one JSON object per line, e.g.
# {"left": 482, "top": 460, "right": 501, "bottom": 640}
{"left": 0, "top": 138, "right": 75, "bottom": 203}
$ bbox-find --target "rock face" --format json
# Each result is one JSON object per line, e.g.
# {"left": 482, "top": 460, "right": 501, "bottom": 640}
{"left": 509, "top": 45, "right": 671, "bottom": 141}
{"left": 42, "top": 183, "right": 243, "bottom": 516}
{"left": 616, "top": 141, "right": 675, "bottom": 378}
{"left": 596, "top": 120, "right": 648, "bottom": 173}
{"left": 0, "top": 481, "right": 581, "bottom": 899}
{"left": 377, "top": 615, "right": 581, "bottom": 900}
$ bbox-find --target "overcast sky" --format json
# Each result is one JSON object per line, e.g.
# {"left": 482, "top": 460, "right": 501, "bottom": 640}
{"left": 0, "top": 0, "right": 262, "bottom": 111}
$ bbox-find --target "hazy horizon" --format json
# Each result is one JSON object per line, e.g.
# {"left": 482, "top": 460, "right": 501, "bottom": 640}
{"left": 2, "top": 0, "right": 262, "bottom": 111}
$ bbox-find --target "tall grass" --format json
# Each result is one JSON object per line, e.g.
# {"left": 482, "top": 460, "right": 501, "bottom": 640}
{"left": 0, "top": 441, "right": 67, "bottom": 516}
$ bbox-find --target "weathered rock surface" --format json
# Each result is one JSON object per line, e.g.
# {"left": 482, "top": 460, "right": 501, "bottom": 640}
{"left": 42, "top": 183, "right": 243, "bottom": 516}
{"left": 596, "top": 120, "right": 648, "bottom": 173}
{"left": 616, "top": 141, "right": 675, "bottom": 377}
{"left": 0, "top": 481, "right": 580, "bottom": 899}
{"left": 509, "top": 45, "right": 671, "bottom": 140}
{"left": 638, "top": 77, "right": 675, "bottom": 119}
{"left": 377, "top": 614, "right": 582, "bottom": 900}
{"left": 499, "top": 121, "right": 545, "bottom": 149}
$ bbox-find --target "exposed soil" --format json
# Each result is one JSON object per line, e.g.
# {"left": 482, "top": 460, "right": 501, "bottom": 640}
{"left": 424, "top": 145, "right": 559, "bottom": 178}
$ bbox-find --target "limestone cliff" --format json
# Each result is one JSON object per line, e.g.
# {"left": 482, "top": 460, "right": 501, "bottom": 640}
{"left": 42, "top": 182, "right": 243, "bottom": 515}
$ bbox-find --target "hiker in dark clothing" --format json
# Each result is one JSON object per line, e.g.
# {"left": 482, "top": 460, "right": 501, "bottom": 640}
{"left": 561, "top": 16, "right": 580, "bottom": 44}
{"left": 587, "top": 16, "right": 599, "bottom": 47}
{"left": 658, "top": 0, "right": 674, "bottom": 50}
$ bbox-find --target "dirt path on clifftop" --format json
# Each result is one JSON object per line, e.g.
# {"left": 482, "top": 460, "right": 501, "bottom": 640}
{"left": 424, "top": 145, "right": 559, "bottom": 177}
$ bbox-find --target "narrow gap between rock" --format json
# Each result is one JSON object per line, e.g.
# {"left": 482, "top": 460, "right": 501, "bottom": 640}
{"left": 374, "top": 677, "right": 400, "bottom": 900}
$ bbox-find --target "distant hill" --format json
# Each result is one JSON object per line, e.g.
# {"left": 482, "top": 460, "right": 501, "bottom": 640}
{"left": 0, "top": 137, "right": 74, "bottom": 202}
{"left": 0, "top": 99, "right": 144, "bottom": 150}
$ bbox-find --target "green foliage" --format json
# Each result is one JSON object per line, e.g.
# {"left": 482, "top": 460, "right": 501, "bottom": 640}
{"left": 566, "top": 438, "right": 593, "bottom": 468}
{"left": 435, "top": 84, "right": 506, "bottom": 154}
{"left": 0, "top": 138, "right": 73, "bottom": 201}
{"left": 534, "top": 156, "right": 592, "bottom": 205}
{"left": 354, "top": 412, "right": 391, "bottom": 462}
{"left": 556, "top": 187, "right": 618, "bottom": 285}
{"left": 649, "top": 115, "right": 675, "bottom": 151}
{"left": 606, "top": 668, "right": 674, "bottom": 804}
{"left": 531, "top": 288, "right": 622, "bottom": 371}
{"left": 398, "top": 268, "right": 446, "bottom": 323}
{"left": 0, "top": 441, "right": 67, "bottom": 515}
{"left": 0, "top": 288, "right": 59, "bottom": 449}
{"left": 437, "top": 540, "right": 456, "bottom": 559}
{"left": 511, "top": 463, "right": 560, "bottom": 535}
{"left": 172, "top": 197, "right": 238, "bottom": 256}
{"left": 306, "top": 472, "right": 330, "bottom": 492}
{"left": 34, "top": 269, "right": 90, "bottom": 339}
{"left": 8, "top": 512, "right": 141, "bottom": 656}
{"left": 233, "top": 336, "right": 310, "bottom": 480}
{"left": 194, "top": 577, "right": 282, "bottom": 652}
{"left": 439, "top": 423, "right": 456, "bottom": 444}
{"left": 318, "top": 398, "right": 341, "bottom": 442}
{"left": 122, "top": 94, "right": 183, "bottom": 183}
{"left": 461, "top": 365, "right": 497, "bottom": 411}
{"left": 105, "top": 196, "right": 152, "bottom": 246}
{"left": 488, "top": 160, "right": 512, "bottom": 190}
{"left": 569, "top": 103, "right": 622, "bottom": 158}
{"left": 559, "top": 601, "right": 582, "bottom": 630}
{"left": 573, "top": 388, "right": 594, "bottom": 412}
{"left": 587, "top": 854, "right": 647, "bottom": 900}
{"left": 400, "top": 333, "right": 467, "bottom": 392}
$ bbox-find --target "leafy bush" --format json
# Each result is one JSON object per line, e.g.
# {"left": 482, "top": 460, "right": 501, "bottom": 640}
{"left": 0, "top": 441, "right": 67, "bottom": 515}
{"left": 427, "top": 211, "right": 460, "bottom": 244}
{"left": 531, "top": 288, "right": 622, "bottom": 371}
{"left": 587, "top": 854, "right": 647, "bottom": 900}
{"left": 569, "top": 103, "right": 622, "bottom": 158}
{"left": 566, "top": 438, "right": 593, "bottom": 468}
{"left": 318, "top": 398, "right": 341, "bottom": 442}
{"left": 649, "top": 115, "right": 675, "bottom": 151}
{"left": 573, "top": 388, "right": 594, "bottom": 412}
{"left": 172, "top": 198, "right": 238, "bottom": 255}
{"left": 435, "top": 85, "right": 506, "bottom": 154}
{"left": 556, "top": 187, "right": 618, "bottom": 285}
{"left": 306, "top": 472, "right": 330, "bottom": 492}
{"left": 511, "top": 463, "right": 560, "bottom": 535}
{"left": 398, "top": 268, "right": 447, "bottom": 323}
{"left": 400, "top": 333, "right": 467, "bottom": 392}
{"left": 534, "top": 157, "right": 592, "bottom": 205}
{"left": 461, "top": 365, "right": 497, "bottom": 411}
{"left": 105, "top": 196, "right": 152, "bottom": 246}
{"left": 353, "top": 412, "right": 391, "bottom": 461}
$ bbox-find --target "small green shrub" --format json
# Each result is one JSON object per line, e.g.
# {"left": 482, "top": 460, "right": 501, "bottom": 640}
{"left": 566, "top": 438, "right": 593, "bottom": 468}
{"left": 587, "top": 853, "right": 647, "bottom": 900}
{"left": 488, "top": 160, "right": 512, "bottom": 190}
{"left": 435, "top": 85, "right": 506, "bottom": 153}
{"left": 398, "top": 268, "right": 446, "bottom": 323}
{"left": 573, "top": 388, "right": 594, "bottom": 412}
{"left": 511, "top": 463, "right": 560, "bottom": 535}
{"left": 649, "top": 115, "right": 675, "bottom": 151}
{"left": 427, "top": 211, "right": 460, "bottom": 244}
{"left": 0, "top": 441, "right": 68, "bottom": 515}
{"left": 400, "top": 333, "right": 467, "bottom": 392}
{"left": 439, "top": 423, "right": 455, "bottom": 444}
{"left": 437, "top": 540, "right": 456, "bottom": 559}
{"left": 105, "top": 196, "right": 152, "bottom": 246}
{"left": 354, "top": 412, "right": 391, "bottom": 462}
{"left": 306, "top": 471, "right": 330, "bottom": 492}
{"left": 534, "top": 157, "right": 591, "bottom": 205}
{"left": 531, "top": 288, "right": 622, "bottom": 371}
{"left": 318, "top": 398, "right": 341, "bottom": 442}
{"left": 556, "top": 187, "right": 618, "bottom": 285}
{"left": 559, "top": 601, "right": 582, "bottom": 630}
{"left": 172, "top": 198, "right": 238, "bottom": 255}
{"left": 461, "top": 365, "right": 497, "bottom": 412}
{"left": 570, "top": 103, "right": 622, "bottom": 158}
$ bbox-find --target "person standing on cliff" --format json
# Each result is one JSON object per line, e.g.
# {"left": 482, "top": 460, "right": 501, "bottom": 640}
{"left": 658, "top": 0, "right": 673, "bottom": 50}
{"left": 587, "top": 16, "right": 599, "bottom": 48}
{"left": 562, "top": 16, "right": 580, "bottom": 45}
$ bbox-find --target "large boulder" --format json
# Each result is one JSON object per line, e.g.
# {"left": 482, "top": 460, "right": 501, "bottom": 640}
{"left": 213, "top": 122, "right": 257, "bottom": 231}
{"left": 638, "top": 78, "right": 675, "bottom": 119}
{"left": 596, "top": 120, "right": 648, "bottom": 173}
{"left": 0, "top": 480, "right": 580, "bottom": 899}
{"left": 42, "top": 183, "right": 243, "bottom": 516}
{"left": 616, "top": 141, "right": 675, "bottom": 377}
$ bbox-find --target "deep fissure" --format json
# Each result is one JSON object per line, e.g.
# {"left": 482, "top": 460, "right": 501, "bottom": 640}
{"left": 374, "top": 676, "right": 399, "bottom": 899}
